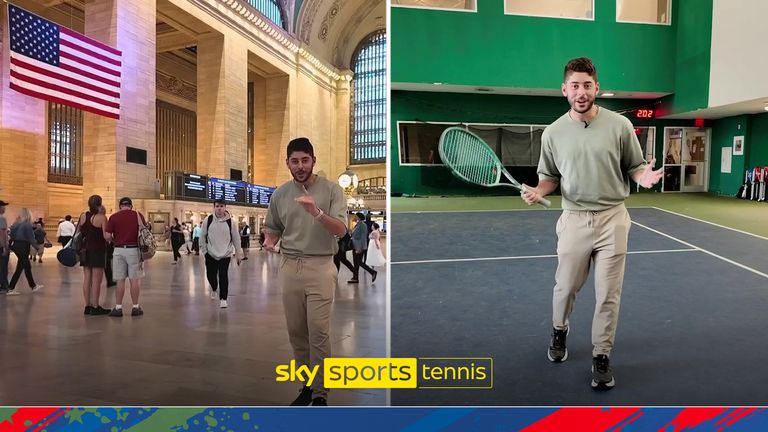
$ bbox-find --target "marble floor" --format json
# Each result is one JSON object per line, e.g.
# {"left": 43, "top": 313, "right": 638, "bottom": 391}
{"left": 0, "top": 247, "right": 386, "bottom": 406}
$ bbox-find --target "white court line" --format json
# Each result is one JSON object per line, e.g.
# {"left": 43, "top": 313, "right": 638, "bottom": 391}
{"left": 391, "top": 248, "right": 697, "bottom": 265}
{"left": 394, "top": 206, "right": 655, "bottom": 214}
{"left": 651, "top": 206, "right": 768, "bottom": 241}
{"left": 631, "top": 221, "right": 768, "bottom": 280}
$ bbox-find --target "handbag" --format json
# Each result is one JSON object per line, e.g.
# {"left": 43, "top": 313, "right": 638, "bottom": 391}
{"left": 57, "top": 238, "right": 79, "bottom": 267}
{"left": 57, "top": 213, "right": 86, "bottom": 266}
{"left": 136, "top": 211, "right": 156, "bottom": 261}
{"left": 340, "top": 233, "right": 353, "bottom": 252}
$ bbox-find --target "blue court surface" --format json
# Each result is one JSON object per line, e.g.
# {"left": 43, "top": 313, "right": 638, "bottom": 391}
{"left": 390, "top": 207, "right": 768, "bottom": 406}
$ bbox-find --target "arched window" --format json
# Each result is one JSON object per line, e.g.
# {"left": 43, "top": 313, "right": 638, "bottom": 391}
{"left": 245, "top": 0, "right": 286, "bottom": 29}
{"left": 350, "top": 30, "right": 386, "bottom": 164}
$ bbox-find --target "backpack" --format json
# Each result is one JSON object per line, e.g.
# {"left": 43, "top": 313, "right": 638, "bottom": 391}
{"left": 206, "top": 215, "right": 232, "bottom": 244}
{"left": 136, "top": 211, "right": 156, "bottom": 261}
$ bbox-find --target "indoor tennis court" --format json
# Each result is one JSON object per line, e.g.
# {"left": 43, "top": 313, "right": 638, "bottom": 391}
{"left": 390, "top": 200, "right": 768, "bottom": 406}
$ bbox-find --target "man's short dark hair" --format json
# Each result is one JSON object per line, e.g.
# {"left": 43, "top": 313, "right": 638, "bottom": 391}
{"left": 564, "top": 57, "right": 597, "bottom": 82}
{"left": 119, "top": 197, "right": 133, "bottom": 207}
{"left": 287, "top": 138, "right": 315, "bottom": 159}
{"left": 65, "top": 215, "right": 72, "bottom": 221}
{"left": 213, "top": 199, "right": 226, "bottom": 206}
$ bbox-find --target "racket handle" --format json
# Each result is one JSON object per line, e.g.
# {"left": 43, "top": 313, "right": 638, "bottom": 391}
{"left": 521, "top": 185, "right": 552, "bottom": 208}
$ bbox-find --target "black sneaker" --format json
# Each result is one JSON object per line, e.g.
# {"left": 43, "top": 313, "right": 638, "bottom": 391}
{"left": 547, "top": 327, "right": 569, "bottom": 362}
{"left": 289, "top": 386, "right": 313, "bottom": 406}
{"left": 311, "top": 397, "right": 327, "bottom": 406}
{"left": 84, "top": 306, "right": 94, "bottom": 315}
{"left": 107, "top": 281, "right": 117, "bottom": 288}
{"left": 591, "top": 354, "right": 616, "bottom": 389}
{"left": 108, "top": 308, "right": 123, "bottom": 317}
{"left": 131, "top": 306, "right": 144, "bottom": 316}
{"left": 371, "top": 271, "right": 377, "bottom": 283}
{"left": 91, "top": 305, "right": 111, "bottom": 315}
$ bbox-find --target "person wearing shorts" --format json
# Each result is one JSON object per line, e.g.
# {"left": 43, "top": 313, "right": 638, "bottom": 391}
{"left": 105, "top": 197, "right": 148, "bottom": 317}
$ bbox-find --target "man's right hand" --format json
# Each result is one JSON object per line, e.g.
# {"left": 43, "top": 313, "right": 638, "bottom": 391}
{"left": 520, "top": 185, "right": 542, "bottom": 206}
{"left": 263, "top": 232, "right": 278, "bottom": 252}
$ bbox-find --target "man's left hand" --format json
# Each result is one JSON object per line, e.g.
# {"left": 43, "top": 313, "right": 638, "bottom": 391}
{"left": 635, "top": 158, "right": 664, "bottom": 189}
{"left": 295, "top": 185, "right": 320, "bottom": 216}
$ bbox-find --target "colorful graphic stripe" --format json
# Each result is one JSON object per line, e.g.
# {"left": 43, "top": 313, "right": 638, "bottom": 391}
{"left": 0, "top": 407, "right": 766, "bottom": 431}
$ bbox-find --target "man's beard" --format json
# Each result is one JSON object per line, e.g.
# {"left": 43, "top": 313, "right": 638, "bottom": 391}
{"left": 571, "top": 98, "right": 594, "bottom": 114}
{"left": 291, "top": 168, "right": 313, "bottom": 183}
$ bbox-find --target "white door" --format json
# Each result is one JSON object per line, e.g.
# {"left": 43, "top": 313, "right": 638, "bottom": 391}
{"left": 662, "top": 128, "right": 683, "bottom": 192}
{"left": 680, "top": 128, "right": 710, "bottom": 192}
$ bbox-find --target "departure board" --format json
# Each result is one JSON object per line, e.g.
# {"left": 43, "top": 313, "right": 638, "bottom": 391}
{"left": 208, "top": 177, "right": 247, "bottom": 204}
{"left": 248, "top": 185, "right": 276, "bottom": 206}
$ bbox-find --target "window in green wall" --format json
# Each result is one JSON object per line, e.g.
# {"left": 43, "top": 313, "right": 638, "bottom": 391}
{"left": 505, "top": 0, "right": 593, "bottom": 20}
{"left": 616, "top": 0, "right": 671, "bottom": 25}
{"left": 350, "top": 30, "right": 387, "bottom": 165}
{"left": 392, "top": 0, "right": 476, "bottom": 12}
{"left": 398, "top": 121, "right": 546, "bottom": 166}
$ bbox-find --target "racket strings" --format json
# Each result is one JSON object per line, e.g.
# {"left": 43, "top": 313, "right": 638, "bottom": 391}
{"left": 445, "top": 132, "right": 497, "bottom": 185}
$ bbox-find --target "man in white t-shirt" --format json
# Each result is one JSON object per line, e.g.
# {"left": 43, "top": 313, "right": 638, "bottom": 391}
{"left": 57, "top": 215, "right": 76, "bottom": 247}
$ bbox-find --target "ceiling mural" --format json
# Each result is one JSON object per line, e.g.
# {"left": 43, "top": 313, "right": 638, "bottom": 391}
{"left": 295, "top": 0, "right": 383, "bottom": 70}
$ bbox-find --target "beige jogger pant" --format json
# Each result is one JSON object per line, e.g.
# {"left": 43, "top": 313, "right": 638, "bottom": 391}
{"left": 279, "top": 255, "right": 337, "bottom": 399}
{"left": 552, "top": 203, "right": 631, "bottom": 357}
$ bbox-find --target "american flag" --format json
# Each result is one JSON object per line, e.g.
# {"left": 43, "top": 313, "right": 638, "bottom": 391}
{"left": 8, "top": 5, "right": 122, "bottom": 119}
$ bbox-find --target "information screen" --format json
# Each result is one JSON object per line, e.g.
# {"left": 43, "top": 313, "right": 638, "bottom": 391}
{"left": 248, "top": 185, "right": 276, "bottom": 206}
{"left": 208, "top": 178, "right": 247, "bottom": 204}
{"left": 182, "top": 174, "right": 208, "bottom": 199}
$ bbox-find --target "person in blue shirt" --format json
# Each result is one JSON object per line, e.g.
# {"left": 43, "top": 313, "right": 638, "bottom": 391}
{"left": 349, "top": 212, "right": 376, "bottom": 284}
{"left": 7, "top": 208, "right": 43, "bottom": 295}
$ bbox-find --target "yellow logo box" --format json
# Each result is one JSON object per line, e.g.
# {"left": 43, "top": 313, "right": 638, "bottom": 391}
{"left": 325, "top": 358, "right": 418, "bottom": 388}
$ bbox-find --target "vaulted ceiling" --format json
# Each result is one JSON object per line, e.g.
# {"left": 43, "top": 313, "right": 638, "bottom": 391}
{"left": 29, "top": 0, "right": 384, "bottom": 73}
{"left": 294, "top": 0, "right": 385, "bottom": 70}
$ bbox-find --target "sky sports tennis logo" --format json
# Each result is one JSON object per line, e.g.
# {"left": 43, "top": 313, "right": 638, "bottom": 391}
{"left": 275, "top": 358, "right": 493, "bottom": 389}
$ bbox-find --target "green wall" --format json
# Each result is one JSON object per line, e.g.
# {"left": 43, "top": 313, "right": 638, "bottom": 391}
{"left": 659, "top": 0, "right": 713, "bottom": 116}
{"left": 708, "top": 113, "right": 768, "bottom": 196}
{"left": 709, "top": 116, "right": 748, "bottom": 195}
{"left": 747, "top": 113, "right": 768, "bottom": 168}
{"left": 392, "top": 0, "right": 680, "bottom": 93}
{"left": 391, "top": 91, "right": 696, "bottom": 196}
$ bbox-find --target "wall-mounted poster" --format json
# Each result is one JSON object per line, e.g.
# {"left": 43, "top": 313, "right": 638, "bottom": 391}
{"left": 733, "top": 135, "right": 745, "bottom": 155}
{"left": 721, "top": 147, "right": 732, "bottom": 173}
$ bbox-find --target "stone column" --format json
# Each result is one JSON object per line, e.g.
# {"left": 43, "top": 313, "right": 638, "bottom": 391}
{"left": 196, "top": 34, "right": 248, "bottom": 179}
{"left": 83, "top": 0, "right": 158, "bottom": 213}
{"left": 334, "top": 74, "right": 352, "bottom": 181}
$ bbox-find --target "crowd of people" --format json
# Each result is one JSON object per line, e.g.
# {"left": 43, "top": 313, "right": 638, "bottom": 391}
{"left": 0, "top": 138, "right": 386, "bottom": 406}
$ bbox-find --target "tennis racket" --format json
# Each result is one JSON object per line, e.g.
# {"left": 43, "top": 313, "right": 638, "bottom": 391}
{"left": 438, "top": 127, "right": 551, "bottom": 208}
